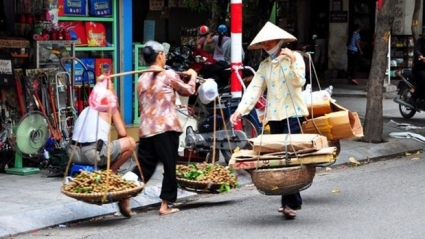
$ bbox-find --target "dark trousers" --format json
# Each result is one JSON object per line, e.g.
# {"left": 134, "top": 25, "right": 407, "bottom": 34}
{"left": 268, "top": 117, "right": 304, "bottom": 208}
{"left": 412, "top": 68, "right": 425, "bottom": 100}
{"left": 347, "top": 50, "right": 360, "bottom": 80}
{"left": 134, "top": 131, "right": 180, "bottom": 202}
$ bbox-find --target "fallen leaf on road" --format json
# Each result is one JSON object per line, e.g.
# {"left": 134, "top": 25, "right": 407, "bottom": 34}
{"left": 332, "top": 189, "right": 340, "bottom": 194}
{"left": 349, "top": 157, "right": 361, "bottom": 165}
{"left": 325, "top": 167, "right": 332, "bottom": 171}
{"left": 410, "top": 157, "right": 420, "bottom": 161}
{"left": 318, "top": 172, "right": 329, "bottom": 176}
{"left": 405, "top": 152, "right": 412, "bottom": 156}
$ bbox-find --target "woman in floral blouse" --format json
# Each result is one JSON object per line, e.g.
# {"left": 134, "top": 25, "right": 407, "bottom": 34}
{"left": 230, "top": 22, "right": 309, "bottom": 219}
{"left": 135, "top": 41, "right": 197, "bottom": 216}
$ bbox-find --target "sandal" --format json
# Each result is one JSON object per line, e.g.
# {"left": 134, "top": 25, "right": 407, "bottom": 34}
{"left": 280, "top": 207, "right": 296, "bottom": 219}
{"left": 278, "top": 205, "right": 301, "bottom": 212}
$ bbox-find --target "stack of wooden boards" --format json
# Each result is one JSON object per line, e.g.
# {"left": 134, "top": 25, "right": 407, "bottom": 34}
{"left": 229, "top": 134, "right": 336, "bottom": 170}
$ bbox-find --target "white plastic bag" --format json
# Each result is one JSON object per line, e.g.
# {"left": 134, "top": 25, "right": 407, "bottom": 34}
{"left": 123, "top": 171, "right": 141, "bottom": 186}
{"left": 198, "top": 78, "right": 218, "bottom": 104}
{"left": 302, "top": 84, "right": 331, "bottom": 104}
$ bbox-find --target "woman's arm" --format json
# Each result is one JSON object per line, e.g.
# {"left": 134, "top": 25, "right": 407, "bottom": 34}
{"left": 278, "top": 49, "right": 306, "bottom": 88}
{"left": 167, "top": 69, "right": 197, "bottom": 97}
{"left": 235, "top": 63, "right": 267, "bottom": 116}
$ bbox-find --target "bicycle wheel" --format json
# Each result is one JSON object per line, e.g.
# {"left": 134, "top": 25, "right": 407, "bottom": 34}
{"left": 220, "top": 116, "right": 259, "bottom": 165}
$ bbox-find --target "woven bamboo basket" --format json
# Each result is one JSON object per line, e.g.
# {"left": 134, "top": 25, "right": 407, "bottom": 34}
{"left": 61, "top": 183, "right": 145, "bottom": 205}
{"left": 249, "top": 165, "right": 316, "bottom": 196}
{"left": 177, "top": 177, "right": 224, "bottom": 193}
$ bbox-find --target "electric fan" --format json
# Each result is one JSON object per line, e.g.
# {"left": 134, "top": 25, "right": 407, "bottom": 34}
{"left": 5, "top": 111, "right": 49, "bottom": 175}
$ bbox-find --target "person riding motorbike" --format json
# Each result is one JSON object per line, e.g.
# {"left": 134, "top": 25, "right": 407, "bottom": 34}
{"left": 197, "top": 25, "right": 215, "bottom": 54}
{"left": 200, "top": 25, "right": 232, "bottom": 89}
{"left": 408, "top": 27, "right": 425, "bottom": 108}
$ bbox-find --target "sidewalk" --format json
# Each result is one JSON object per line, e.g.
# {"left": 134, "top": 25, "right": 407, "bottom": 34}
{"left": 0, "top": 79, "right": 423, "bottom": 239}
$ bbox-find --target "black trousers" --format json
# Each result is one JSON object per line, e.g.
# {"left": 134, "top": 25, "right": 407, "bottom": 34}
{"left": 268, "top": 117, "right": 304, "bottom": 208}
{"left": 412, "top": 68, "right": 425, "bottom": 100}
{"left": 347, "top": 49, "right": 360, "bottom": 80}
{"left": 134, "top": 131, "right": 180, "bottom": 202}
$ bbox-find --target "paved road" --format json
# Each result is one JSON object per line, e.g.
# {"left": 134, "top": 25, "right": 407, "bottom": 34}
{"left": 13, "top": 154, "right": 425, "bottom": 239}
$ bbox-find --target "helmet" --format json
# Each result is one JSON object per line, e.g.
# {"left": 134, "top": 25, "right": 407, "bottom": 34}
{"left": 199, "top": 25, "right": 209, "bottom": 35}
{"left": 217, "top": 24, "right": 228, "bottom": 34}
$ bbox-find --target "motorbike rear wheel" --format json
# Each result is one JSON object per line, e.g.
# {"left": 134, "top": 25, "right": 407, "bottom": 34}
{"left": 399, "top": 87, "right": 416, "bottom": 119}
{"left": 220, "top": 116, "right": 259, "bottom": 165}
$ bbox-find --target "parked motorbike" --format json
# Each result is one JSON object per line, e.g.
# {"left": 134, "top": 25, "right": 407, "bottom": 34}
{"left": 393, "top": 68, "right": 425, "bottom": 119}
{"left": 176, "top": 90, "right": 262, "bottom": 165}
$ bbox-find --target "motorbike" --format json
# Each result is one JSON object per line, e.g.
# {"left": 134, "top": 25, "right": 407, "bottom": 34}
{"left": 176, "top": 88, "right": 263, "bottom": 165}
{"left": 393, "top": 68, "right": 425, "bottom": 119}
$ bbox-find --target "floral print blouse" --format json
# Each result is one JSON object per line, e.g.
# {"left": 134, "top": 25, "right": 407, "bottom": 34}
{"left": 137, "top": 66, "right": 196, "bottom": 138}
{"left": 235, "top": 51, "right": 309, "bottom": 122}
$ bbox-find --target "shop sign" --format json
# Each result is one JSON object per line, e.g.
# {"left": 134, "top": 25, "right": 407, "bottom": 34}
{"left": 0, "top": 59, "right": 12, "bottom": 75}
{"left": 330, "top": 11, "right": 347, "bottom": 23}
{"left": 149, "top": 0, "right": 164, "bottom": 11}
{"left": 0, "top": 38, "right": 30, "bottom": 48}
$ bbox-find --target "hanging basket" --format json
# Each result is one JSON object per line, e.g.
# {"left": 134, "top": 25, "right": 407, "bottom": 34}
{"left": 61, "top": 183, "right": 145, "bottom": 205}
{"left": 176, "top": 162, "right": 238, "bottom": 194}
{"left": 177, "top": 177, "right": 226, "bottom": 193}
{"left": 249, "top": 165, "right": 316, "bottom": 196}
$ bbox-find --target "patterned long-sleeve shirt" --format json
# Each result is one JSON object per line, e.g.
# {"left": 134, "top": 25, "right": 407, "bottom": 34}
{"left": 235, "top": 51, "right": 309, "bottom": 121}
{"left": 138, "top": 65, "right": 196, "bottom": 138}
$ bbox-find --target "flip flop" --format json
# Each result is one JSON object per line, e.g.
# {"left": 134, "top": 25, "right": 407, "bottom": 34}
{"left": 118, "top": 198, "right": 132, "bottom": 218}
{"left": 281, "top": 207, "right": 296, "bottom": 219}
{"left": 159, "top": 208, "right": 180, "bottom": 216}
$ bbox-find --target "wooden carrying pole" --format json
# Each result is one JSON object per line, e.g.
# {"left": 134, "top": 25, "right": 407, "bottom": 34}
{"left": 97, "top": 69, "right": 205, "bottom": 82}
{"left": 96, "top": 69, "right": 163, "bottom": 81}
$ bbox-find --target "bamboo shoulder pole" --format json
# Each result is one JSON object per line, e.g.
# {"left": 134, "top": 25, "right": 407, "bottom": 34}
{"left": 96, "top": 69, "right": 163, "bottom": 82}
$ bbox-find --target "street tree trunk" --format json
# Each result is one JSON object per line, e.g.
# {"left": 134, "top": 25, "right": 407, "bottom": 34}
{"left": 362, "top": 0, "right": 397, "bottom": 143}
{"left": 412, "top": 0, "right": 422, "bottom": 41}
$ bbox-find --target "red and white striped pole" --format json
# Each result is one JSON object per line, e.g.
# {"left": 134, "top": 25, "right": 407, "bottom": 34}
{"left": 230, "top": 0, "right": 243, "bottom": 99}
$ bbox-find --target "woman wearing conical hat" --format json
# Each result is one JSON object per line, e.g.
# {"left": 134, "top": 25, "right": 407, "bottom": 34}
{"left": 230, "top": 22, "right": 309, "bottom": 219}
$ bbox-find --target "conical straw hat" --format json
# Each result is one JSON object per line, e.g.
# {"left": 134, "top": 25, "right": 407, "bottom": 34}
{"left": 248, "top": 22, "right": 297, "bottom": 50}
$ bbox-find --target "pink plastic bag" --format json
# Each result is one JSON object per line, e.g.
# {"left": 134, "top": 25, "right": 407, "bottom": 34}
{"left": 89, "top": 77, "right": 117, "bottom": 113}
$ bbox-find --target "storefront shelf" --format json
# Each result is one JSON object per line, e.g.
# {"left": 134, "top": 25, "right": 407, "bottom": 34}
{"left": 73, "top": 46, "right": 115, "bottom": 51}
{"left": 58, "top": 16, "right": 114, "bottom": 22}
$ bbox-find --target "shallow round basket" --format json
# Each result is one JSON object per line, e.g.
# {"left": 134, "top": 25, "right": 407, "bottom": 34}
{"left": 61, "top": 183, "right": 145, "bottom": 205}
{"left": 177, "top": 177, "right": 224, "bottom": 193}
{"left": 249, "top": 165, "right": 316, "bottom": 196}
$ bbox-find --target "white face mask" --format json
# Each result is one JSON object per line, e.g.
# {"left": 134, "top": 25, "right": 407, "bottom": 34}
{"left": 265, "top": 40, "right": 284, "bottom": 57}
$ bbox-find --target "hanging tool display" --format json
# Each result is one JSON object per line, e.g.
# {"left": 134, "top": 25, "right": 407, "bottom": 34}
{"left": 32, "top": 74, "right": 61, "bottom": 141}
{"left": 14, "top": 74, "right": 26, "bottom": 117}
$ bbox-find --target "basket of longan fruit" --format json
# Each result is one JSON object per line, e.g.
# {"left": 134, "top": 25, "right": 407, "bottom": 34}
{"left": 176, "top": 163, "right": 238, "bottom": 193}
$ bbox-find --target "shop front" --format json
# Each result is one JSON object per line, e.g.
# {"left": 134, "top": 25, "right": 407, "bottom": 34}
{"left": 0, "top": 0, "right": 211, "bottom": 175}
{"left": 0, "top": 0, "right": 135, "bottom": 174}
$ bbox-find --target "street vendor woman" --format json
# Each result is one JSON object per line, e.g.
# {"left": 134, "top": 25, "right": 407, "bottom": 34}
{"left": 230, "top": 22, "right": 309, "bottom": 219}
{"left": 133, "top": 40, "right": 197, "bottom": 215}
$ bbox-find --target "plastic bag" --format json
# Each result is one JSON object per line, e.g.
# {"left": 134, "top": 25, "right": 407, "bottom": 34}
{"left": 89, "top": 78, "right": 117, "bottom": 113}
{"left": 302, "top": 84, "right": 331, "bottom": 104}
{"left": 198, "top": 78, "right": 218, "bottom": 104}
